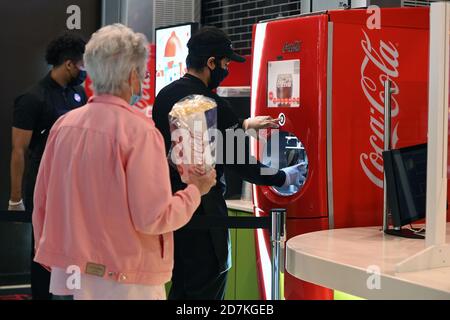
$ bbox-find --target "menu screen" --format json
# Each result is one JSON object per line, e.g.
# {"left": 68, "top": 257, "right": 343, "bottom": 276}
{"left": 156, "top": 24, "right": 194, "bottom": 96}
{"left": 267, "top": 60, "right": 300, "bottom": 108}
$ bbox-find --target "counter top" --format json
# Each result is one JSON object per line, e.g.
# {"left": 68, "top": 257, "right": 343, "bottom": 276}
{"left": 226, "top": 200, "right": 254, "bottom": 213}
{"left": 286, "top": 224, "right": 450, "bottom": 300}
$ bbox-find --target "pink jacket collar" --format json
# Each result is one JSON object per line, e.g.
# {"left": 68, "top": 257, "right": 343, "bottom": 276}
{"left": 88, "top": 94, "right": 153, "bottom": 123}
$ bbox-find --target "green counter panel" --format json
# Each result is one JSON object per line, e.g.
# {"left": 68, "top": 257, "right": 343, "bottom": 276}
{"left": 225, "top": 210, "right": 237, "bottom": 300}
{"left": 225, "top": 210, "right": 260, "bottom": 300}
{"left": 173, "top": 209, "right": 362, "bottom": 301}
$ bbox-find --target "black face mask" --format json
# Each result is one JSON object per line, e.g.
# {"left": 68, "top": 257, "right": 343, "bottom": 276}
{"left": 68, "top": 69, "right": 87, "bottom": 87}
{"left": 208, "top": 65, "right": 229, "bottom": 90}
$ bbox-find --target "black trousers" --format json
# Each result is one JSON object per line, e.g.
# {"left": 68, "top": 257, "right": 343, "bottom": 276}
{"left": 168, "top": 228, "right": 228, "bottom": 300}
{"left": 25, "top": 159, "right": 52, "bottom": 301}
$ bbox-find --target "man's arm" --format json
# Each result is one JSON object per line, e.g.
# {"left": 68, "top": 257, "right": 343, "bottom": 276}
{"left": 219, "top": 98, "right": 286, "bottom": 187}
{"left": 10, "top": 93, "right": 41, "bottom": 210}
{"left": 9, "top": 128, "right": 32, "bottom": 209}
{"left": 225, "top": 133, "right": 286, "bottom": 187}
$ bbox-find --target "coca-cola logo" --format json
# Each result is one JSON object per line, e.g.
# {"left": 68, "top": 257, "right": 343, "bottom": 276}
{"left": 282, "top": 41, "right": 301, "bottom": 53}
{"left": 360, "top": 30, "right": 400, "bottom": 188}
{"left": 134, "top": 75, "right": 152, "bottom": 110}
{"left": 133, "top": 71, "right": 154, "bottom": 119}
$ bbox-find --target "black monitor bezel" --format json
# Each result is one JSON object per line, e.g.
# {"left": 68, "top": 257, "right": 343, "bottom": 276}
{"left": 383, "top": 143, "right": 427, "bottom": 228}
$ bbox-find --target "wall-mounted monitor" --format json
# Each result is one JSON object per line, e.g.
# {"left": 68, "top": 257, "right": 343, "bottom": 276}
{"left": 155, "top": 23, "right": 198, "bottom": 96}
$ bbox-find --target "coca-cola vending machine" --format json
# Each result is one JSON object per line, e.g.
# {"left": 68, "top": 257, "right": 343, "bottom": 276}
{"left": 251, "top": 7, "right": 446, "bottom": 300}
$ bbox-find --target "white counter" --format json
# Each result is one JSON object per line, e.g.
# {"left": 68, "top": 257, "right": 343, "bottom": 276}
{"left": 286, "top": 224, "right": 450, "bottom": 300}
{"left": 226, "top": 200, "right": 254, "bottom": 213}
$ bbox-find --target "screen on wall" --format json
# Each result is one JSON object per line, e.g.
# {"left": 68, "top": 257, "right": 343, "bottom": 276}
{"left": 155, "top": 23, "right": 197, "bottom": 96}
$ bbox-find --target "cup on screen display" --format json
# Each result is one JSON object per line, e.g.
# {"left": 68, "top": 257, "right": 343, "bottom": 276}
{"left": 276, "top": 74, "right": 293, "bottom": 107}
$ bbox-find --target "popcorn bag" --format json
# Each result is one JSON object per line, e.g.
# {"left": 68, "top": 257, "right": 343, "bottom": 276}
{"left": 168, "top": 95, "right": 218, "bottom": 184}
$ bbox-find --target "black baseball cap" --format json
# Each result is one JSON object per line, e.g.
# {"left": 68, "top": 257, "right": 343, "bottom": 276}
{"left": 187, "top": 26, "right": 246, "bottom": 63}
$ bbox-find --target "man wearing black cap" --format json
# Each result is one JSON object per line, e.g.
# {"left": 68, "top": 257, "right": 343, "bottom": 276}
{"left": 153, "top": 26, "right": 304, "bottom": 300}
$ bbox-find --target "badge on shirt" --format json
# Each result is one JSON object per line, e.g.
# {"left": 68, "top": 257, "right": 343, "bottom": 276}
{"left": 85, "top": 262, "right": 106, "bottom": 277}
{"left": 74, "top": 93, "right": 82, "bottom": 103}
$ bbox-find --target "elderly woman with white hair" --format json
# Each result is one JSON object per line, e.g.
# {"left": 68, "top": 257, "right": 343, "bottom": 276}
{"left": 32, "top": 24, "right": 216, "bottom": 300}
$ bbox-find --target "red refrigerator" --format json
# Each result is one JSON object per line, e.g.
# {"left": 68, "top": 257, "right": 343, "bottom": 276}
{"left": 251, "top": 7, "right": 438, "bottom": 300}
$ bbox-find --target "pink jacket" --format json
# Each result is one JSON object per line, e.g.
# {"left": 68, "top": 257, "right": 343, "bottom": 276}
{"left": 32, "top": 95, "right": 201, "bottom": 286}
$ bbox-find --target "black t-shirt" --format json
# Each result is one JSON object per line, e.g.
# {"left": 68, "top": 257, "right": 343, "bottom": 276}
{"left": 152, "top": 73, "right": 285, "bottom": 195}
{"left": 13, "top": 72, "right": 87, "bottom": 160}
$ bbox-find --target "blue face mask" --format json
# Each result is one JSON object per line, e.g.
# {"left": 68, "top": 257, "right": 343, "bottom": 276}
{"left": 129, "top": 82, "right": 142, "bottom": 105}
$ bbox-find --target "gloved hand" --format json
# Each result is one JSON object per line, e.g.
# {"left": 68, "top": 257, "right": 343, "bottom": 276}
{"left": 296, "top": 161, "right": 307, "bottom": 176}
{"left": 8, "top": 199, "right": 25, "bottom": 212}
{"left": 281, "top": 163, "right": 307, "bottom": 188}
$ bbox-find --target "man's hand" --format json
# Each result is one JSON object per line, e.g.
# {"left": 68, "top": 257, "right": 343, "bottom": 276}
{"left": 8, "top": 199, "right": 25, "bottom": 212}
{"left": 243, "top": 116, "right": 280, "bottom": 131}
{"left": 281, "top": 163, "right": 307, "bottom": 188}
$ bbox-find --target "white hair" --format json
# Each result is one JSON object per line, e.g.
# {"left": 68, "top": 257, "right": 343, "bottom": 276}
{"left": 84, "top": 24, "right": 148, "bottom": 95}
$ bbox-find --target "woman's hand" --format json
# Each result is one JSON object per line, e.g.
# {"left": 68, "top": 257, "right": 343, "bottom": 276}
{"left": 186, "top": 167, "right": 217, "bottom": 196}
